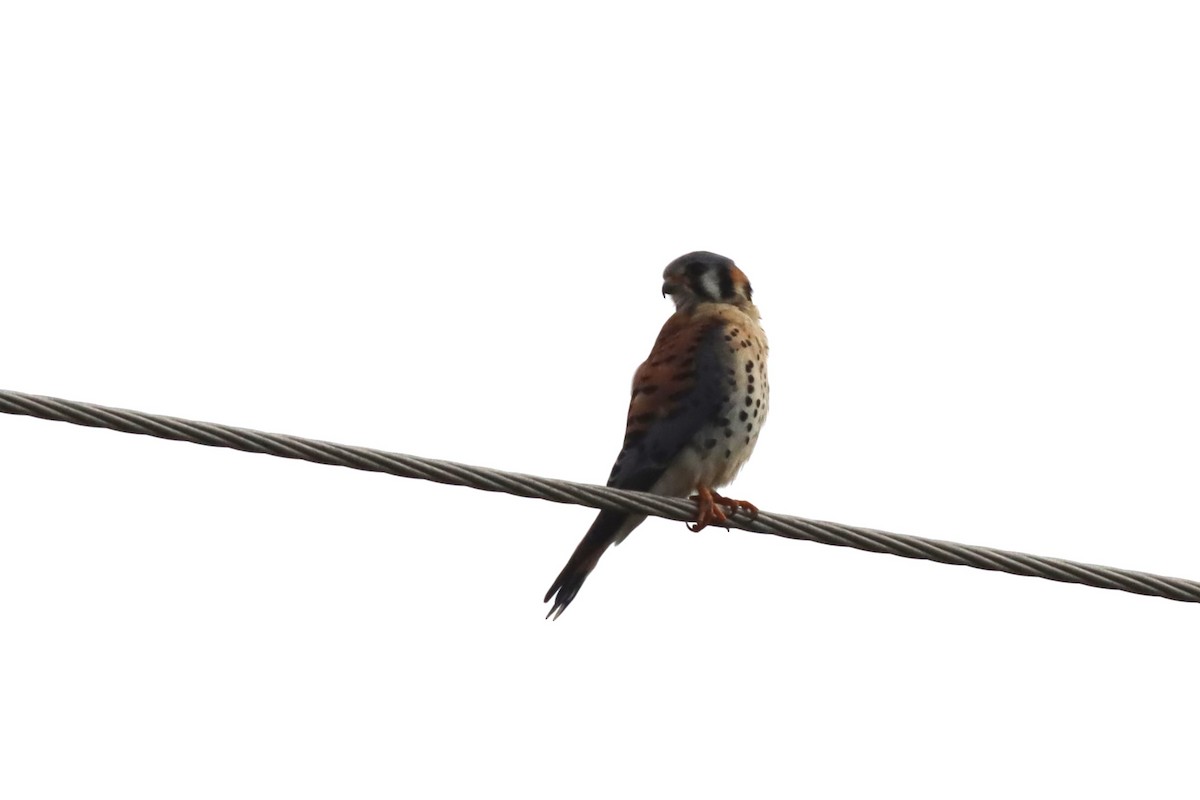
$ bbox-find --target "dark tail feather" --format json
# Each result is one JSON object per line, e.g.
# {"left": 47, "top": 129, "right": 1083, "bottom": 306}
{"left": 544, "top": 509, "right": 638, "bottom": 620}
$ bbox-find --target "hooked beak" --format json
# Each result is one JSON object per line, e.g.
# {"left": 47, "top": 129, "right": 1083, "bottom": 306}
{"left": 661, "top": 277, "right": 681, "bottom": 298}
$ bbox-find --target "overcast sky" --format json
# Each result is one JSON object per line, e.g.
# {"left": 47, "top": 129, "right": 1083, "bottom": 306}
{"left": 3, "top": 2, "right": 1198, "bottom": 797}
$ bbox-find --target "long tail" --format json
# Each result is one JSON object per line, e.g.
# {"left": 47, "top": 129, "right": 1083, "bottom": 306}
{"left": 544, "top": 510, "right": 646, "bottom": 620}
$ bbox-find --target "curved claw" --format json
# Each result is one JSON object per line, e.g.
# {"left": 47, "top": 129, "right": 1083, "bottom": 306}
{"left": 687, "top": 486, "right": 730, "bottom": 532}
{"left": 712, "top": 492, "right": 759, "bottom": 522}
{"left": 687, "top": 487, "right": 758, "bottom": 532}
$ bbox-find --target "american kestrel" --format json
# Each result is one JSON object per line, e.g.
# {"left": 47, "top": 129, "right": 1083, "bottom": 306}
{"left": 545, "top": 251, "right": 769, "bottom": 619}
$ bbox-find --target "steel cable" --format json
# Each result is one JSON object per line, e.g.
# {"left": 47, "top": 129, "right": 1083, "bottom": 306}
{"left": 3, "top": 388, "right": 1197, "bottom": 604}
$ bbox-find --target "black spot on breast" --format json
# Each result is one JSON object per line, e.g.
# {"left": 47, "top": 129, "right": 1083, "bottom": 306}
{"left": 724, "top": 428, "right": 733, "bottom": 438}
{"left": 755, "top": 399, "right": 761, "bottom": 408}
{"left": 747, "top": 385, "right": 755, "bottom": 394}
{"left": 739, "top": 410, "right": 749, "bottom": 422}
{"left": 724, "top": 449, "right": 732, "bottom": 459}
{"left": 716, "top": 416, "right": 730, "bottom": 426}
{"left": 746, "top": 423, "right": 754, "bottom": 432}
{"left": 745, "top": 397, "right": 753, "bottom": 407}
{"left": 744, "top": 362, "right": 753, "bottom": 373}
{"left": 704, "top": 438, "right": 718, "bottom": 450}
{"left": 745, "top": 436, "right": 751, "bottom": 444}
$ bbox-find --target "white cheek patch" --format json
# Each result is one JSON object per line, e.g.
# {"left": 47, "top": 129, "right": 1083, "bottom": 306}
{"left": 698, "top": 270, "right": 721, "bottom": 300}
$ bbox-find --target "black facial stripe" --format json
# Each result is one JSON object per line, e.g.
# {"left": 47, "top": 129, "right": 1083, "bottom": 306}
{"left": 718, "top": 268, "right": 734, "bottom": 299}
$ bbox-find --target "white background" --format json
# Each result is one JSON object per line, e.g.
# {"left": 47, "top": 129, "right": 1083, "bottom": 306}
{"left": 3, "top": 2, "right": 1198, "bottom": 797}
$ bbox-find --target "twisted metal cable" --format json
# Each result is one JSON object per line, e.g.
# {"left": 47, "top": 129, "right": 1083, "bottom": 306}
{"left": 3, "top": 388, "right": 1198, "bottom": 605}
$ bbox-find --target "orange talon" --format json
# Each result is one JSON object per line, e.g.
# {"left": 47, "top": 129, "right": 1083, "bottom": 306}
{"left": 688, "top": 487, "right": 759, "bottom": 531}
{"left": 688, "top": 485, "right": 730, "bottom": 532}
{"left": 711, "top": 492, "right": 759, "bottom": 522}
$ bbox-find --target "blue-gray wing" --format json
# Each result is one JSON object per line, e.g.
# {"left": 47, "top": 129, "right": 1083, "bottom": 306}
{"left": 544, "top": 316, "right": 732, "bottom": 618}
{"left": 605, "top": 317, "right": 731, "bottom": 492}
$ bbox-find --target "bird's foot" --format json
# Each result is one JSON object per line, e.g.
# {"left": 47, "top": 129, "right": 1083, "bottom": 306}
{"left": 688, "top": 486, "right": 728, "bottom": 531}
{"left": 687, "top": 487, "right": 758, "bottom": 532}
{"left": 712, "top": 491, "right": 759, "bottom": 522}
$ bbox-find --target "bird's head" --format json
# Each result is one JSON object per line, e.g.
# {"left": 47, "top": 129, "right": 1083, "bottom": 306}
{"left": 661, "top": 251, "right": 755, "bottom": 313}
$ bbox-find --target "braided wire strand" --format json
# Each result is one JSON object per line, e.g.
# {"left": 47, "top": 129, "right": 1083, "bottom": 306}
{"left": 2, "top": 388, "right": 1198, "bottom": 604}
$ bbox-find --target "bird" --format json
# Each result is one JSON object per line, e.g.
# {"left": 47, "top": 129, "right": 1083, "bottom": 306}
{"left": 544, "top": 251, "right": 769, "bottom": 619}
